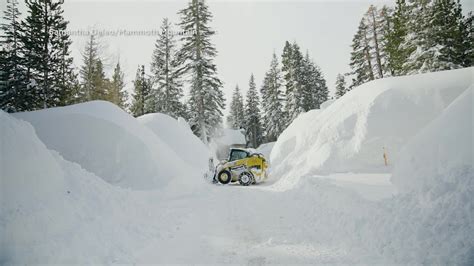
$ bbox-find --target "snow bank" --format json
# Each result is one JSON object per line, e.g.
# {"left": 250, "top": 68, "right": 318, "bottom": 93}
{"left": 0, "top": 111, "right": 65, "bottom": 211}
{"left": 256, "top": 142, "right": 275, "bottom": 159}
{"left": 138, "top": 113, "right": 211, "bottom": 171}
{"left": 14, "top": 101, "right": 190, "bottom": 190}
{"left": 0, "top": 111, "right": 167, "bottom": 264}
{"left": 366, "top": 87, "right": 474, "bottom": 264}
{"left": 391, "top": 86, "right": 473, "bottom": 193}
{"left": 270, "top": 68, "right": 473, "bottom": 188}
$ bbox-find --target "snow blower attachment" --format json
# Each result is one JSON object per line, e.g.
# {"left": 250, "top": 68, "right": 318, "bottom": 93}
{"left": 210, "top": 148, "right": 268, "bottom": 186}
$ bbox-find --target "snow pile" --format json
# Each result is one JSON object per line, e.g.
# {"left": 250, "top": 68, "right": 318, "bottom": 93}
{"left": 14, "top": 101, "right": 190, "bottom": 190}
{"left": 0, "top": 111, "right": 145, "bottom": 264}
{"left": 367, "top": 87, "right": 474, "bottom": 264}
{"left": 256, "top": 142, "right": 276, "bottom": 160}
{"left": 138, "top": 113, "right": 211, "bottom": 171}
{"left": 270, "top": 68, "right": 473, "bottom": 189}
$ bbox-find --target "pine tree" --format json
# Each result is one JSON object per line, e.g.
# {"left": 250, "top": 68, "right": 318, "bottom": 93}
{"left": 335, "top": 74, "right": 347, "bottom": 99}
{"left": 464, "top": 12, "right": 474, "bottom": 66}
{"left": 386, "top": 0, "right": 410, "bottom": 75}
{"left": 283, "top": 42, "right": 305, "bottom": 123}
{"left": 349, "top": 19, "right": 375, "bottom": 88}
{"left": 431, "top": 0, "right": 471, "bottom": 69}
{"left": 130, "top": 66, "right": 147, "bottom": 117}
{"left": 244, "top": 74, "right": 263, "bottom": 148}
{"left": 177, "top": 0, "right": 225, "bottom": 142}
{"left": 79, "top": 34, "right": 99, "bottom": 101}
{"left": 402, "top": 0, "right": 472, "bottom": 74}
{"left": 227, "top": 85, "right": 245, "bottom": 129}
{"left": 150, "top": 18, "right": 185, "bottom": 119}
{"left": 366, "top": 5, "right": 386, "bottom": 79}
{"left": 260, "top": 53, "right": 285, "bottom": 141}
{"left": 303, "top": 52, "right": 328, "bottom": 109}
{"left": 0, "top": 0, "right": 28, "bottom": 112}
{"left": 108, "top": 61, "right": 128, "bottom": 109}
{"left": 21, "top": 0, "right": 76, "bottom": 109}
{"left": 349, "top": 5, "right": 393, "bottom": 88}
{"left": 90, "top": 59, "right": 111, "bottom": 101}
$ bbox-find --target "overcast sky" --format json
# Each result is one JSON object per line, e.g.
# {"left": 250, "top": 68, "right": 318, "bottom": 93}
{"left": 3, "top": 0, "right": 473, "bottom": 114}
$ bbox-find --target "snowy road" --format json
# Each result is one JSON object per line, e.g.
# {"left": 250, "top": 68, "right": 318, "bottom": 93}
{"left": 131, "top": 172, "right": 395, "bottom": 264}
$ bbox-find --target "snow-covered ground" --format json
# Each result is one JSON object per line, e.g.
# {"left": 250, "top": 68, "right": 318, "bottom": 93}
{"left": 1, "top": 68, "right": 472, "bottom": 264}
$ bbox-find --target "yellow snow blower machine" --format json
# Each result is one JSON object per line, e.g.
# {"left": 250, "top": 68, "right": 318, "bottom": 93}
{"left": 211, "top": 148, "right": 268, "bottom": 186}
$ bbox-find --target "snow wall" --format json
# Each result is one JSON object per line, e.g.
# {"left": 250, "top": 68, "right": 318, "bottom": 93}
{"left": 270, "top": 67, "right": 473, "bottom": 188}
{"left": 14, "top": 101, "right": 192, "bottom": 190}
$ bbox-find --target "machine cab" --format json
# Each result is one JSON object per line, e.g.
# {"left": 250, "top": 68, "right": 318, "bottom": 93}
{"left": 228, "top": 148, "right": 250, "bottom": 162}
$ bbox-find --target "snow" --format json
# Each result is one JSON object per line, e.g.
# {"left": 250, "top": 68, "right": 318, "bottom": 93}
{"left": 366, "top": 86, "right": 474, "bottom": 263}
{"left": 14, "top": 101, "right": 192, "bottom": 190}
{"left": 212, "top": 128, "right": 246, "bottom": 145}
{"left": 138, "top": 113, "right": 211, "bottom": 172}
{"left": 1, "top": 68, "right": 473, "bottom": 264}
{"left": 270, "top": 68, "right": 473, "bottom": 190}
{"left": 209, "top": 128, "right": 246, "bottom": 159}
{"left": 256, "top": 141, "right": 275, "bottom": 159}
{"left": 391, "top": 86, "right": 473, "bottom": 193}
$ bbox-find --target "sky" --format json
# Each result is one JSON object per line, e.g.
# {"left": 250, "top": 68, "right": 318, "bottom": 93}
{"left": 2, "top": 0, "right": 473, "bottom": 115}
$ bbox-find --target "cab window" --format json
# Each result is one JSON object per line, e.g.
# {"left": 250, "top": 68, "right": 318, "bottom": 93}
{"left": 229, "top": 150, "right": 248, "bottom": 161}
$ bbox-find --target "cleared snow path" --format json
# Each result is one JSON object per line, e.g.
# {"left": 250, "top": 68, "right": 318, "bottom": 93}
{"left": 132, "top": 174, "right": 392, "bottom": 264}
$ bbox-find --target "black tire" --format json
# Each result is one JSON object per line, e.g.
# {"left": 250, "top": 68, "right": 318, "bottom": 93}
{"left": 217, "top": 170, "right": 232, "bottom": 184}
{"left": 239, "top": 171, "right": 253, "bottom": 186}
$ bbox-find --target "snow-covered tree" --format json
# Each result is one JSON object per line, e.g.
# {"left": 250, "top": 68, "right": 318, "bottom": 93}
{"left": 385, "top": 0, "right": 410, "bottom": 75}
{"left": 260, "top": 53, "right": 286, "bottom": 141}
{"left": 130, "top": 65, "right": 152, "bottom": 117}
{"left": 302, "top": 52, "right": 328, "bottom": 109}
{"left": 150, "top": 18, "right": 186, "bottom": 119}
{"left": 21, "top": 0, "right": 76, "bottom": 109}
{"left": 227, "top": 85, "right": 245, "bottom": 130}
{"left": 177, "top": 0, "right": 225, "bottom": 142}
{"left": 335, "top": 74, "right": 347, "bottom": 99}
{"left": 282, "top": 42, "right": 306, "bottom": 123}
{"left": 401, "top": 0, "right": 472, "bottom": 74}
{"left": 0, "top": 0, "right": 28, "bottom": 112}
{"left": 244, "top": 74, "right": 263, "bottom": 148}
{"left": 108, "top": 62, "right": 128, "bottom": 110}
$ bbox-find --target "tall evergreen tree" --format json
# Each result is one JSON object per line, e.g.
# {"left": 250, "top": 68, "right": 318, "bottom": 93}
{"left": 177, "top": 0, "right": 225, "bottom": 142}
{"left": 90, "top": 59, "right": 109, "bottom": 100}
{"left": 464, "top": 11, "right": 474, "bottom": 66}
{"left": 349, "top": 5, "right": 392, "bottom": 88}
{"left": 335, "top": 74, "right": 347, "bottom": 99}
{"left": 386, "top": 0, "right": 410, "bottom": 75}
{"left": 283, "top": 42, "right": 305, "bottom": 123}
{"left": 150, "top": 18, "right": 185, "bottom": 119}
{"left": 260, "top": 53, "right": 285, "bottom": 141}
{"left": 21, "top": 0, "right": 75, "bottom": 109}
{"left": 79, "top": 34, "right": 100, "bottom": 101}
{"left": 227, "top": 85, "right": 245, "bottom": 130}
{"left": 244, "top": 74, "right": 263, "bottom": 148}
{"left": 302, "top": 52, "right": 328, "bottom": 109}
{"left": 366, "top": 5, "right": 386, "bottom": 79}
{"left": 349, "top": 19, "right": 375, "bottom": 88}
{"left": 108, "top": 61, "right": 128, "bottom": 109}
{"left": 130, "top": 65, "right": 151, "bottom": 117}
{"left": 0, "top": 0, "right": 28, "bottom": 112}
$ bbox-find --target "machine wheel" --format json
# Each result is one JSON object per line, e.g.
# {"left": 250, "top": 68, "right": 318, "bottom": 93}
{"left": 239, "top": 171, "right": 254, "bottom": 186}
{"left": 217, "top": 170, "right": 232, "bottom": 184}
